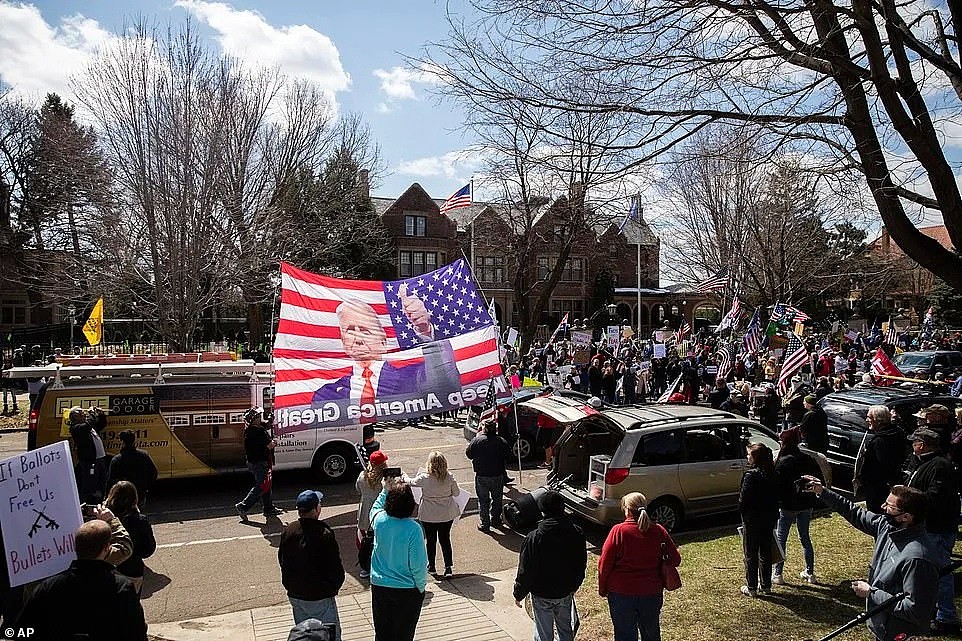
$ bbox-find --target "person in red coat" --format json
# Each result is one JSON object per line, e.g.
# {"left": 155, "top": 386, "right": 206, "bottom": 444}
{"left": 598, "top": 492, "right": 681, "bottom": 641}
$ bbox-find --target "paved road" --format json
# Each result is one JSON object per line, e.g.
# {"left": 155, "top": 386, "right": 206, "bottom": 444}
{"left": 0, "top": 420, "right": 552, "bottom": 624}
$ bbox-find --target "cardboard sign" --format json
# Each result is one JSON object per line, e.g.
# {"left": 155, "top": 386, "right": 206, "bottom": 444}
{"left": 571, "top": 330, "right": 592, "bottom": 348}
{"left": 0, "top": 441, "right": 83, "bottom": 587}
{"left": 655, "top": 331, "right": 665, "bottom": 343}
{"left": 653, "top": 343, "right": 667, "bottom": 359}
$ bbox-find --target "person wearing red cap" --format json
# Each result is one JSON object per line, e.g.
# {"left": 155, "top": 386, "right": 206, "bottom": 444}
{"left": 356, "top": 450, "right": 389, "bottom": 579}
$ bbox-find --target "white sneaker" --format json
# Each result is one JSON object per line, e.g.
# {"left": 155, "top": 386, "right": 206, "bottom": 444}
{"left": 799, "top": 569, "right": 817, "bottom": 584}
{"left": 359, "top": 569, "right": 370, "bottom": 579}
{"left": 772, "top": 573, "right": 785, "bottom": 585}
{"left": 740, "top": 585, "right": 757, "bottom": 597}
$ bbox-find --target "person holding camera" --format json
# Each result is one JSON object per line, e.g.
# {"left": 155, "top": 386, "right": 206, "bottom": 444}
{"left": 235, "top": 407, "right": 282, "bottom": 521}
{"left": 803, "top": 475, "right": 938, "bottom": 641}
{"left": 68, "top": 405, "right": 109, "bottom": 504}
{"left": 356, "top": 450, "right": 389, "bottom": 579}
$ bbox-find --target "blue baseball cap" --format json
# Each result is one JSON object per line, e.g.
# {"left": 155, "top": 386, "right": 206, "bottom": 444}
{"left": 295, "top": 490, "right": 324, "bottom": 511}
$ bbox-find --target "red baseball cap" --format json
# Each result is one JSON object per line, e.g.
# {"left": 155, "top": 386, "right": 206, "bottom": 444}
{"left": 369, "top": 450, "right": 388, "bottom": 465}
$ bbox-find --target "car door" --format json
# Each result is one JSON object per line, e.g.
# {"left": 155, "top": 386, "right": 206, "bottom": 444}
{"left": 676, "top": 424, "right": 745, "bottom": 515}
{"left": 627, "top": 429, "right": 683, "bottom": 500}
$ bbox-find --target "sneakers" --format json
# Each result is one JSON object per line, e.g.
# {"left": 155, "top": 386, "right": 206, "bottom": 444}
{"left": 772, "top": 573, "right": 785, "bottom": 585}
{"left": 263, "top": 507, "right": 284, "bottom": 517}
{"left": 477, "top": 524, "right": 490, "bottom": 533}
{"left": 799, "top": 569, "right": 817, "bottom": 584}
{"left": 359, "top": 569, "right": 370, "bottom": 579}
{"left": 740, "top": 585, "right": 757, "bottom": 597}
{"left": 443, "top": 567, "right": 453, "bottom": 578}
{"left": 235, "top": 503, "right": 249, "bottom": 522}
{"left": 427, "top": 565, "right": 436, "bottom": 575}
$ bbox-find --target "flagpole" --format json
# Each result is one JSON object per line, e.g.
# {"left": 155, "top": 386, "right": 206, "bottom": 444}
{"left": 513, "top": 394, "right": 523, "bottom": 490}
{"left": 635, "top": 195, "right": 642, "bottom": 340}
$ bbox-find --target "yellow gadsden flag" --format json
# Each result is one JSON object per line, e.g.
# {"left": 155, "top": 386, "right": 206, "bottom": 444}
{"left": 82, "top": 297, "right": 104, "bottom": 346}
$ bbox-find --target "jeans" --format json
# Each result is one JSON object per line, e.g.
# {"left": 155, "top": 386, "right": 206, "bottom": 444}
{"left": 1, "top": 386, "right": 17, "bottom": 412}
{"left": 774, "top": 508, "right": 814, "bottom": 576}
{"left": 238, "top": 461, "right": 274, "bottom": 513}
{"left": 928, "top": 531, "right": 959, "bottom": 624}
{"left": 475, "top": 475, "right": 504, "bottom": 527}
{"left": 421, "top": 520, "right": 453, "bottom": 570}
{"left": 532, "top": 593, "right": 580, "bottom": 641}
{"left": 289, "top": 597, "right": 341, "bottom": 641}
{"left": 607, "top": 592, "right": 663, "bottom": 641}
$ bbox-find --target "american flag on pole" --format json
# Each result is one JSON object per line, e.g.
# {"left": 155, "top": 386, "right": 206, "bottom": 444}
{"left": 439, "top": 183, "right": 472, "bottom": 215}
{"left": 478, "top": 376, "right": 499, "bottom": 424}
{"left": 548, "top": 312, "right": 569, "bottom": 345}
{"left": 694, "top": 268, "right": 728, "bottom": 293}
{"left": 742, "top": 310, "right": 762, "bottom": 354}
{"left": 785, "top": 304, "right": 811, "bottom": 322}
{"left": 718, "top": 294, "right": 741, "bottom": 332}
{"left": 617, "top": 200, "right": 640, "bottom": 233}
{"left": 776, "top": 332, "right": 809, "bottom": 395}
{"left": 716, "top": 343, "right": 737, "bottom": 380}
{"left": 885, "top": 317, "right": 899, "bottom": 345}
{"left": 273, "top": 259, "right": 504, "bottom": 432}
{"left": 675, "top": 320, "right": 691, "bottom": 342}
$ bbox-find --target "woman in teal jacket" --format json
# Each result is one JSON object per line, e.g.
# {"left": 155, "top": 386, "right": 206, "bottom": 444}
{"left": 369, "top": 479, "right": 428, "bottom": 641}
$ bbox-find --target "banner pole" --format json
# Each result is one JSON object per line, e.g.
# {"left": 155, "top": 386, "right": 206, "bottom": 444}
{"left": 513, "top": 394, "right": 523, "bottom": 490}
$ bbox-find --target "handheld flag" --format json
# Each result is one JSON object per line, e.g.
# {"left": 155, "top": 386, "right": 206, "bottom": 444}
{"left": 82, "top": 297, "right": 104, "bottom": 346}
{"left": 478, "top": 376, "right": 499, "bottom": 424}
{"left": 548, "top": 313, "right": 569, "bottom": 345}
{"left": 694, "top": 268, "right": 728, "bottom": 293}
{"left": 743, "top": 310, "right": 762, "bottom": 354}
{"left": 675, "top": 320, "right": 691, "bottom": 342}
{"left": 776, "top": 332, "right": 808, "bottom": 395}
{"left": 870, "top": 347, "right": 903, "bottom": 386}
{"left": 439, "top": 183, "right": 472, "bottom": 215}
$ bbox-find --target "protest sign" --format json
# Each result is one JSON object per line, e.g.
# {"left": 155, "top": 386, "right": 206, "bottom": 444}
{"left": 571, "top": 330, "right": 592, "bottom": 348}
{"left": 653, "top": 343, "right": 667, "bottom": 359}
{"left": 0, "top": 441, "right": 83, "bottom": 587}
{"left": 547, "top": 371, "right": 562, "bottom": 388}
{"left": 607, "top": 326, "right": 621, "bottom": 352}
{"left": 506, "top": 328, "right": 519, "bottom": 349}
{"left": 655, "top": 331, "right": 665, "bottom": 343}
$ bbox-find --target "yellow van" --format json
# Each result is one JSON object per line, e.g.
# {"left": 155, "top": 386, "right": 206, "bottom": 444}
{"left": 5, "top": 356, "right": 362, "bottom": 482}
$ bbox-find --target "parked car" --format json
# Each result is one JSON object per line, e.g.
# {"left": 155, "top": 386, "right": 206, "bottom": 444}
{"left": 524, "top": 396, "right": 780, "bottom": 531}
{"left": 892, "top": 350, "right": 962, "bottom": 379}
{"left": 819, "top": 387, "right": 962, "bottom": 475}
{"left": 462, "top": 386, "right": 595, "bottom": 462}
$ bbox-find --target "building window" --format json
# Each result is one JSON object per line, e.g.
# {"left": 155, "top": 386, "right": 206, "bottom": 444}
{"left": 399, "top": 251, "right": 439, "bottom": 277}
{"left": 538, "top": 257, "right": 585, "bottom": 282}
{"left": 404, "top": 215, "right": 426, "bottom": 237}
{"left": 192, "top": 414, "right": 226, "bottom": 426}
{"left": 0, "top": 298, "right": 28, "bottom": 326}
{"left": 551, "top": 299, "right": 584, "bottom": 318}
{"left": 475, "top": 256, "right": 505, "bottom": 283}
{"left": 552, "top": 224, "right": 569, "bottom": 242}
{"left": 167, "top": 415, "right": 190, "bottom": 427}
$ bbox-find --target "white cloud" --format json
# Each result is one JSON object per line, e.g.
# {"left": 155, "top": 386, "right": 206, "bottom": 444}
{"left": 0, "top": 3, "right": 114, "bottom": 101}
{"left": 372, "top": 64, "right": 442, "bottom": 109}
{"left": 396, "top": 150, "right": 483, "bottom": 179}
{"left": 175, "top": 0, "right": 350, "bottom": 94}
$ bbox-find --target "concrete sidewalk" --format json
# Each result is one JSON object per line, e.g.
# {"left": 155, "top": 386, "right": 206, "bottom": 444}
{"left": 148, "top": 568, "right": 531, "bottom": 641}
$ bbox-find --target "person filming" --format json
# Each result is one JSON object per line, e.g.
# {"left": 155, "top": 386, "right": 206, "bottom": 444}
{"left": 801, "top": 475, "right": 938, "bottom": 641}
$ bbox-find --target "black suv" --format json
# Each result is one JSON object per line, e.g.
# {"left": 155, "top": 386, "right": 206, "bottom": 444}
{"left": 819, "top": 387, "right": 962, "bottom": 477}
{"left": 892, "top": 350, "right": 962, "bottom": 379}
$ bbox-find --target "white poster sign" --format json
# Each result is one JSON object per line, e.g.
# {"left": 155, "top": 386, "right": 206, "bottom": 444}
{"left": 640, "top": 361, "right": 651, "bottom": 372}
{"left": 655, "top": 331, "right": 665, "bottom": 343}
{"left": 0, "top": 441, "right": 83, "bottom": 587}
{"left": 571, "top": 330, "right": 592, "bottom": 348}
{"left": 547, "top": 372, "right": 562, "bottom": 388}
{"left": 653, "top": 343, "right": 667, "bottom": 359}
{"left": 506, "top": 328, "right": 519, "bottom": 348}
{"left": 607, "top": 326, "right": 621, "bottom": 351}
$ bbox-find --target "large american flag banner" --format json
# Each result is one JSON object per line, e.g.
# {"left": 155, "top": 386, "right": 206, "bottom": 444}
{"left": 776, "top": 332, "right": 809, "bottom": 394}
{"left": 273, "top": 259, "right": 504, "bottom": 432}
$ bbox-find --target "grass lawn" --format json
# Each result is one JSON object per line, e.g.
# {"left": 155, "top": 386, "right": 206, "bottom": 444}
{"left": 576, "top": 512, "right": 960, "bottom": 641}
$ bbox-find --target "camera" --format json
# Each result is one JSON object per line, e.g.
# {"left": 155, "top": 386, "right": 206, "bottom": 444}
{"left": 382, "top": 467, "right": 402, "bottom": 478}
{"left": 794, "top": 478, "right": 813, "bottom": 492}
{"left": 81, "top": 503, "right": 97, "bottom": 518}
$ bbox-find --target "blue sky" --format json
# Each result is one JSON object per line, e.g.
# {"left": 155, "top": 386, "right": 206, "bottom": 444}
{"left": 0, "top": 0, "right": 478, "bottom": 200}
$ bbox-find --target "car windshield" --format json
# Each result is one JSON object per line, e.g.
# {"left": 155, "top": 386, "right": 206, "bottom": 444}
{"left": 821, "top": 400, "right": 870, "bottom": 432}
{"left": 894, "top": 354, "right": 934, "bottom": 367}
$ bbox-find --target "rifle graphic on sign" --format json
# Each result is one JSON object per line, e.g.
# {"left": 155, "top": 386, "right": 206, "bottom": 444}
{"left": 28, "top": 508, "right": 60, "bottom": 538}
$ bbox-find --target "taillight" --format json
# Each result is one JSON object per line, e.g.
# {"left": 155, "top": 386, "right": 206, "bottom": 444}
{"left": 28, "top": 409, "right": 38, "bottom": 432}
{"left": 605, "top": 467, "right": 630, "bottom": 485}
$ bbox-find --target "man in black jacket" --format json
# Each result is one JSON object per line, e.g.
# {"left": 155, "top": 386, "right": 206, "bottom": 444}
{"left": 466, "top": 420, "right": 509, "bottom": 532}
{"left": 855, "top": 405, "right": 907, "bottom": 512}
{"left": 799, "top": 395, "right": 828, "bottom": 453}
{"left": 235, "top": 407, "right": 282, "bottom": 521}
{"left": 16, "top": 520, "right": 147, "bottom": 641}
{"left": 904, "top": 427, "right": 960, "bottom": 634}
{"left": 106, "top": 430, "right": 159, "bottom": 506}
{"left": 68, "top": 405, "right": 109, "bottom": 503}
{"left": 513, "top": 491, "right": 587, "bottom": 641}
{"left": 278, "top": 490, "right": 345, "bottom": 640}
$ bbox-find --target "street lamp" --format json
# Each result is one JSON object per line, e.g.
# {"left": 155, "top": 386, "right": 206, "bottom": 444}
{"left": 68, "top": 304, "right": 77, "bottom": 352}
{"left": 606, "top": 303, "right": 617, "bottom": 318}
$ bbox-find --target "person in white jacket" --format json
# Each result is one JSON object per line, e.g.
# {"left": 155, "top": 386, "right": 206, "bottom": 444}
{"left": 406, "top": 452, "right": 461, "bottom": 577}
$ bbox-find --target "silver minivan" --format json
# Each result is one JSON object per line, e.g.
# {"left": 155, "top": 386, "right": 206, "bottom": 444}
{"left": 523, "top": 397, "right": 780, "bottom": 531}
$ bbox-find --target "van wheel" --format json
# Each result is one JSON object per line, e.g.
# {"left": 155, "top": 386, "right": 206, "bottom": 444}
{"left": 312, "top": 444, "right": 358, "bottom": 483}
{"left": 511, "top": 435, "right": 534, "bottom": 462}
{"left": 648, "top": 498, "right": 683, "bottom": 533}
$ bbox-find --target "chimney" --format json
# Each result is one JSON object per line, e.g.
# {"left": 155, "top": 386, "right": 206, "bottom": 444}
{"left": 358, "top": 169, "right": 370, "bottom": 200}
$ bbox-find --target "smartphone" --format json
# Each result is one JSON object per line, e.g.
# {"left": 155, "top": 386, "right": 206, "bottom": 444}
{"left": 382, "top": 467, "right": 402, "bottom": 478}
{"left": 794, "top": 478, "right": 812, "bottom": 492}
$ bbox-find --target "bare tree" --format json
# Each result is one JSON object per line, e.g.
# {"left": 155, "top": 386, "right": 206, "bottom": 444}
{"left": 423, "top": 0, "right": 962, "bottom": 290}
